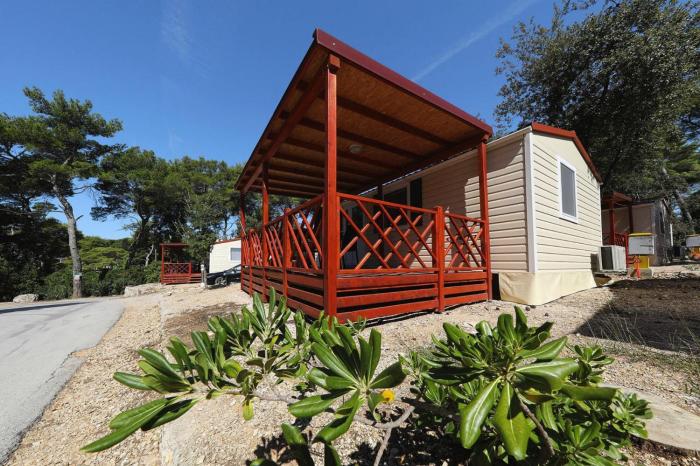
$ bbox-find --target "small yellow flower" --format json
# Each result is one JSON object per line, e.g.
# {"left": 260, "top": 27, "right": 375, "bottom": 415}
{"left": 380, "top": 389, "right": 395, "bottom": 403}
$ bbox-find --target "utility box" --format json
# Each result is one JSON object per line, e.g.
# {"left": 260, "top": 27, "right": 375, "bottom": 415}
{"left": 629, "top": 233, "right": 655, "bottom": 256}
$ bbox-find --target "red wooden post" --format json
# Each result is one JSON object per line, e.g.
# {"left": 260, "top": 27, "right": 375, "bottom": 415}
{"left": 433, "top": 206, "right": 445, "bottom": 312}
{"left": 239, "top": 191, "right": 247, "bottom": 293}
{"left": 609, "top": 199, "right": 616, "bottom": 243}
{"left": 323, "top": 54, "right": 340, "bottom": 319}
{"left": 283, "top": 208, "right": 291, "bottom": 297}
{"left": 160, "top": 244, "right": 165, "bottom": 284}
{"left": 477, "top": 139, "right": 492, "bottom": 299}
{"left": 262, "top": 163, "right": 270, "bottom": 301}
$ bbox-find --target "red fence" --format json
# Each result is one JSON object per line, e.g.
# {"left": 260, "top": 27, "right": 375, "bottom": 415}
{"left": 241, "top": 192, "right": 489, "bottom": 321}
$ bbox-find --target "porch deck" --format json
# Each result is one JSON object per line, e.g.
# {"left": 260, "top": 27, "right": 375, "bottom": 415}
{"left": 241, "top": 192, "right": 488, "bottom": 322}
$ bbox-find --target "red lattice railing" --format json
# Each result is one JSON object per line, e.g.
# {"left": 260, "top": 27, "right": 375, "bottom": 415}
{"left": 338, "top": 193, "right": 436, "bottom": 271}
{"left": 264, "top": 218, "right": 284, "bottom": 268}
{"left": 285, "top": 195, "right": 323, "bottom": 271}
{"left": 163, "top": 262, "right": 192, "bottom": 275}
{"left": 444, "top": 212, "right": 485, "bottom": 270}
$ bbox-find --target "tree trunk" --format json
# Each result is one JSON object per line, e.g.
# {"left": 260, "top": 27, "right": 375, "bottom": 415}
{"left": 126, "top": 217, "right": 147, "bottom": 268}
{"left": 661, "top": 165, "right": 695, "bottom": 233}
{"left": 53, "top": 187, "right": 82, "bottom": 298}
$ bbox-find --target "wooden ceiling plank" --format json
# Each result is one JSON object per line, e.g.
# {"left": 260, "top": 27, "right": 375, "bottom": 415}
{"left": 279, "top": 112, "right": 422, "bottom": 161}
{"left": 295, "top": 80, "right": 452, "bottom": 146}
{"left": 278, "top": 136, "right": 400, "bottom": 171}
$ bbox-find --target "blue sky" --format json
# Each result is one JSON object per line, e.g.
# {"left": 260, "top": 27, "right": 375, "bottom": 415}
{"left": 2, "top": 0, "right": 558, "bottom": 239}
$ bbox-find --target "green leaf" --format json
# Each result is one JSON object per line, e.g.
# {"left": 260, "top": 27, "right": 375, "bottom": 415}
{"left": 138, "top": 348, "right": 182, "bottom": 380}
{"left": 519, "top": 336, "right": 567, "bottom": 361}
{"left": 443, "top": 322, "right": 465, "bottom": 345}
{"left": 242, "top": 398, "right": 254, "bottom": 421}
{"left": 514, "top": 306, "right": 528, "bottom": 334}
{"left": 516, "top": 358, "right": 579, "bottom": 392}
{"left": 315, "top": 392, "right": 361, "bottom": 443}
{"left": 369, "top": 329, "right": 382, "bottom": 378}
{"left": 459, "top": 379, "right": 500, "bottom": 449}
{"left": 281, "top": 423, "right": 307, "bottom": 445}
{"left": 324, "top": 442, "right": 342, "bottom": 466}
{"left": 370, "top": 362, "right": 406, "bottom": 389}
{"left": 289, "top": 393, "right": 342, "bottom": 418}
{"left": 535, "top": 401, "right": 557, "bottom": 431}
{"left": 311, "top": 342, "right": 357, "bottom": 382}
{"left": 281, "top": 424, "right": 314, "bottom": 466}
{"left": 493, "top": 383, "right": 532, "bottom": 461}
{"left": 113, "top": 372, "right": 150, "bottom": 390}
{"left": 83, "top": 398, "right": 169, "bottom": 452}
{"left": 109, "top": 398, "right": 171, "bottom": 430}
{"left": 497, "top": 314, "right": 517, "bottom": 344}
{"left": 142, "top": 399, "right": 197, "bottom": 430}
{"left": 560, "top": 384, "right": 618, "bottom": 401}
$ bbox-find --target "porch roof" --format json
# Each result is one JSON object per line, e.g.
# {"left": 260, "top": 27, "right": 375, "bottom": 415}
{"left": 602, "top": 191, "right": 633, "bottom": 207}
{"left": 235, "top": 29, "right": 492, "bottom": 198}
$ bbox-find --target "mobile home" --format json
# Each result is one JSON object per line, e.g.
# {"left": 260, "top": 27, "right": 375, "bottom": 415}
{"left": 376, "top": 122, "right": 604, "bottom": 305}
{"left": 209, "top": 238, "right": 242, "bottom": 273}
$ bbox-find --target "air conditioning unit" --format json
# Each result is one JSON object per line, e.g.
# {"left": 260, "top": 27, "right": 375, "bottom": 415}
{"left": 596, "top": 245, "right": 627, "bottom": 272}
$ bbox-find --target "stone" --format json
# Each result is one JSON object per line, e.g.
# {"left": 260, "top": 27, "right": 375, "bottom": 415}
{"left": 616, "top": 386, "right": 700, "bottom": 453}
{"left": 123, "top": 283, "right": 166, "bottom": 297}
{"left": 13, "top": 293, "right": 38, "bottom": 303}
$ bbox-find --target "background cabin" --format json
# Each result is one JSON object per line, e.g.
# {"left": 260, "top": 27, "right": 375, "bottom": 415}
{"left": 601, "top": 197, "right": 672, "bottom": 266}
{"left": 209, "top": 238, "right": 242, "bottom": 273}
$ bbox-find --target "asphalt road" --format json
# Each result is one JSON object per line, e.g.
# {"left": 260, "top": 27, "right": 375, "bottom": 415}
{"left": 0, "top": 298, "right": 124, "bottom": 463}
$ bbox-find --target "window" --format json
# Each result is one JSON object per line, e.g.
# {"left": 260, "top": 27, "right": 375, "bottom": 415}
{"left": 558, "top": 158, "right": 577, "bottom": 221}
{"left": 230, "top": 247, "right": 241, "bottom": 262}
{"left": 383, "top": 187, "right": 408, "bottom": 225}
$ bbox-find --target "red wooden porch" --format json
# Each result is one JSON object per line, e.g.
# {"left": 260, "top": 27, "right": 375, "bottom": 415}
{"left": 602, "top": 192, "right": 633, "bottom": 262}
{"left": 160, "top": 243, "right": 202, "bottom": 285}
{"left": 235, "top": 29, "right": 493, "bottom": 322}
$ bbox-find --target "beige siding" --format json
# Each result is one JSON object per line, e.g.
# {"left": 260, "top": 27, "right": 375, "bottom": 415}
{"left": 419, "top": 135, "right": 529, "bottom": 271}
{"left": 531, "top": 134, "right": 602, "bottom": 271}
{"left": 209, "top": 240, "right": 241, "bottom": 273}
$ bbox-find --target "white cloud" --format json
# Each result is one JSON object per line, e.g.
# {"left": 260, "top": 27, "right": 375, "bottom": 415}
{"left": 168, "top": 129, "right": 184, "bottom": 154}
{"left": 412, "top": 0, "right": 541, "bottom": 82}
{"left": 161, "top": 0, "right": 192, "bottom": 64}
{"left": 160, "top": 0, "right": 209, "bottom": 77}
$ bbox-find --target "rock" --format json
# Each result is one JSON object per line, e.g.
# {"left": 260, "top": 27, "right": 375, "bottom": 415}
{"left": 13, "top": 293, "right": 38, "bottom": 303}
{"left": 123, "top": 283, "right": 166, "bottom": 297}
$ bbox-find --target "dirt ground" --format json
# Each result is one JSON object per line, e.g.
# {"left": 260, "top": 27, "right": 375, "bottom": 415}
{"left": 7, "top": 275, "right": 700, "bottom": 465}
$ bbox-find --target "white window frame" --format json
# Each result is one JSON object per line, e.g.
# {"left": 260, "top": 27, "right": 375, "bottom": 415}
{"left": 229, "top": 247, "right": 241, "bottom": 262}
{"left": 557, "top": 157, "right": 578, "bottom": 223}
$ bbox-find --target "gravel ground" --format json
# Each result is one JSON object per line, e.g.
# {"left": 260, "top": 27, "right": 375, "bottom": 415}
{"left": 8, "top": 275, "right": 700, "bottom": 465}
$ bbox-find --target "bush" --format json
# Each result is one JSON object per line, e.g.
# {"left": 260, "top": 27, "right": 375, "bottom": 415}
{"left": 82, "top": 291, "right": 651, "bottom": 465}
{"left": 143, "top": 261, "right": 161, "bottom": 284}
{"left": 39, "top": 267, "right": 73, "bottom": 300}
{"left": 39, "top": 264, "right": 159, "bottom": 300}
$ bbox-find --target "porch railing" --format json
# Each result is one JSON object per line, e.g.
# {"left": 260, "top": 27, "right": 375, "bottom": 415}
{"left": 240, "top": 192, "right": 489, "bottom": 319}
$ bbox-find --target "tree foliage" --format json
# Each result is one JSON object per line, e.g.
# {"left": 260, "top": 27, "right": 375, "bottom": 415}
{"left": 495, "top": 0, "right": 700, "bottom": 228}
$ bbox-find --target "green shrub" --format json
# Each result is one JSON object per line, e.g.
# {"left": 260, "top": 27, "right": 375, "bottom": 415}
{"left": 143, "top": 261, "right": 161, "bottom": 284}
{"left": 82, "top": 291, "right": 651, "bottom": 465}
{"left": 39, "top": 267, "right": 73, "bottom": 300}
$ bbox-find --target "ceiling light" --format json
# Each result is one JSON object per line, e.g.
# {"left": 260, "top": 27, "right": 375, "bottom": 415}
{"left": 349, "top": 144, "right": 363, "bottom": 154}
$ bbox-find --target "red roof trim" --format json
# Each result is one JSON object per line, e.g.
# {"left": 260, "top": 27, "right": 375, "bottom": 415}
{"left": 314, "top": 29, "right": 493, "bottom": 136}
{"left": 530, "top": 122, "right": 602, "bottom": 183}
